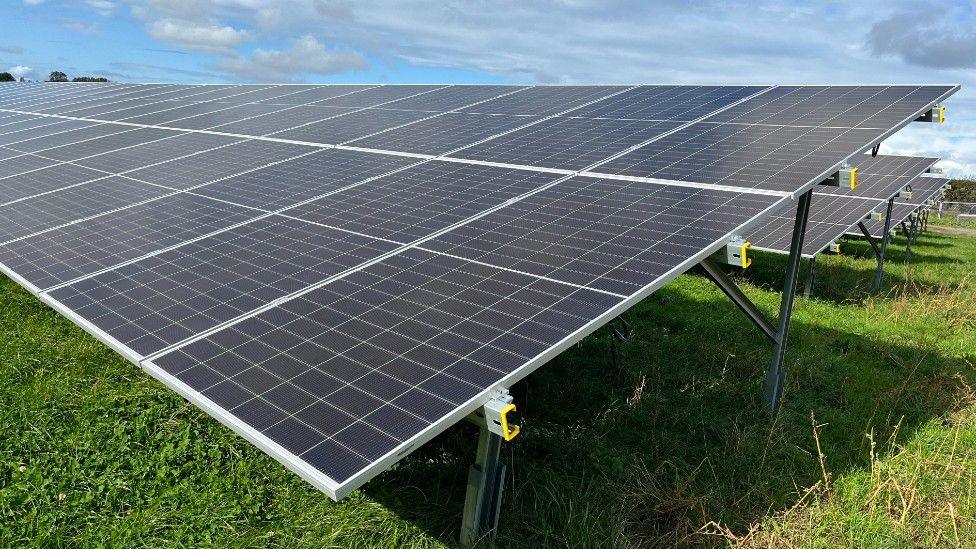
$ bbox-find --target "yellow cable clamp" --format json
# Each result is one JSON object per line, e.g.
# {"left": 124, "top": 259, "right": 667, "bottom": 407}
{"left": 740, "top": 241, "right": 752, "bottom": 269}
{"left": 849, "top": 167, "right": 859, "bottom": 189}
{"left": 937, "top": 105, "right": 945, "bottom": 124}
{"left": 499, "top": 403, "right": 520, "bottom": 441}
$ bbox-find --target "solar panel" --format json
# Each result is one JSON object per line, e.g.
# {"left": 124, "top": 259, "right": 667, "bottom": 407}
{"left": 749, "top": 195, "right": 883, "bottom": 256}
{"left": 0, "top": 83, "right": 957, "bottom": 505}
{"left": 748, "top": 154, "right": 938, "bottom": 255}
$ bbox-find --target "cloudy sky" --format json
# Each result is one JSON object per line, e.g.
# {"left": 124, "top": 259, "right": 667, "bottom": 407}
{"left": 2, "top": 0, "right": 974, "bottom": 176}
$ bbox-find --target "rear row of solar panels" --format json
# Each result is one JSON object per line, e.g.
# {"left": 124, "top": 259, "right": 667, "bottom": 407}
{"left": 0, "top": 82, "right": 958, "bottom": 498}
{"left": 748, "top": 154, "right": 941, "bottom": 256}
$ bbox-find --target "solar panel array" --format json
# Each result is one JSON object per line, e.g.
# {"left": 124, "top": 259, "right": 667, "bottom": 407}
{"left": 0, "top": 82, "right": 957, "bottom": 499}
{"left": 749, "top": 154, "right": 939, "bottom": 256}
{"left": 856, "top": 176, "right": 950, "bottom": 238}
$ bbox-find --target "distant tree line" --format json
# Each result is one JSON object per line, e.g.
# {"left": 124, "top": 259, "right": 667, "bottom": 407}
{"left": 946, "top": 180, "right": 976, "bottom": 203}
{"left": 46, "top": 71, "right": 109, "bottom": 83}
{"left": 0, "top": 72, "right": 16, "bottom": 82}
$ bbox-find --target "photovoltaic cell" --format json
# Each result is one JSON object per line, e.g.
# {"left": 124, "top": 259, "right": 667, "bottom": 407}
{"left": 0, "top": 162, "right": 107, "bottom": 204}
{"left": 151, "top": 104, "right": 295, "bottom": 130}
{"left": 749, "top": 194, "right": 883, "bottom": 255}
{"left": 347, "top": 112, "right": 538, "bottom": 155}
{"left": 705, "top": 85, "right": 956, "bottom": 128}
{"left": 0, "top": 176, "right": 170, "bottom": 244}
{"left": 3, "top": 124, "right": 137, "bottom": 153}
{"left": 32, "top": 127, "right": 179, "bottom": 162}
{"left": 593, "top": 122, "right": 883, "bottom": 194}
{"left": 568, "top": 85, "right": 764, "bottom": 121}
{"left": 147, "top": 247, "right": 622, "bottom": 487}
{"left": 0, "top": 120, "right": 95, "bottom": 146}
{"left": 273, "top": 108, "right": 433, "bottom": 145}
{"left": 191, "top": 149, "right": 419, "bottom": 211}
{"left": 311, "top": 85, "right": 445, "bottom": 108}
{"left": 212, "top": 105, "right": 357, "bottom": 136}
{"left": 460, "top": 86, "right": 624, "bottom": 116}
{"left": 124, "top": 139, "right": 318, "bottom": 190}
{"left": 0, "top": 153, "right": 60, "bottom": 181}
{"left": 250, "top": 85, "right": 374, "bottom": 106}
{"left": 380, "top": 86, "right": 526, "bottom": 112}
{"left": 284, "top": 161, "right": 563, "bottom": 242}
{"left": 422, "top": 175, "right": 785, "bottom": 294}
{"left": 74, "top": 132, "right": 238, "bottom": 174}
{"left": 0, "top": 193, "right": 260, "bottom": 291}
{"left": 47, "top": 215, "right": 400, "bottom": 356}
{"left": 448, "top": 117, "right": 680, "bottom": 170}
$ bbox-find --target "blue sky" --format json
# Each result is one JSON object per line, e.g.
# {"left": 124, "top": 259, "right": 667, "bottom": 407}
{"left": 2, "top": 0, "right": 975, "bottom": 176}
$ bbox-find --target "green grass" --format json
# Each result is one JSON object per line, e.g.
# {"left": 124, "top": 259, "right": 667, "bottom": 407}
{"left": 1, "top": 227, "right": 974, "bottom": 548}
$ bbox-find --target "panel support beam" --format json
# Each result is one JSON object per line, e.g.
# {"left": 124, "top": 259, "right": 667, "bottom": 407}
{"left": 699, "top": 189, "right": 812, "bottom": 413}
{"left": 803, "top": 256, "right": 817, "bottom": 299}
{"left": 461, "top": 390, "right": 520, "bottom": 545}
{"left": 872, "top": 197, "right": 895, "bottom": 291}
{"left": 460, "top": 420, "right": 506, "bottom": 546}
{"left": 764, "top": 188, "right": 812, "bottom": 412}
{"left": 699, "top": 257, "right": 776, "bottom": 343}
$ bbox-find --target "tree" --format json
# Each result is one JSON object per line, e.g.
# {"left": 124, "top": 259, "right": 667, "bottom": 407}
{"left": 72, "top": 76, "right": 109, "bottom": 82}
{"left": 0, "top": 72, "right": 15, "bottom": 82}
{"left": 48, "top": 71, "right": 68, "bottom": 82}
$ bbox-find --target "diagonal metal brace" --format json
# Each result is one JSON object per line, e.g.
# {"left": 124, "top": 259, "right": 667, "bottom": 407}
{"left": 857, "top": 221, "right": 881, "bottom": 259}
{"left": 699, "top": 258, "right": 776, "bottom": 342}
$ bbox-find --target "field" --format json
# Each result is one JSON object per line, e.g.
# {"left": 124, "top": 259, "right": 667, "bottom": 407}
{"left": 1, "top": 224, "right": 974, "bottom": 547}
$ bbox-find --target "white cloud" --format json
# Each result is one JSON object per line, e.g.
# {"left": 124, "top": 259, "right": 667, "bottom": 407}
{"left": 86, "top": 0, "right": 117, "bottom": 15}
{"left": 22, "top": 0, "right": 46, "bottom": 5}
{"left": 213, "top": 34, "right": 365, "bottom": 81}
{"left": 147, "top": 18, "right": 248, "bottom": 54}
{"left": 7, "top": 66, "right": 32, "bottom": 79}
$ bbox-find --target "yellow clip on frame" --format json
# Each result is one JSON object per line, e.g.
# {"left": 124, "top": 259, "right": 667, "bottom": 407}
{"left": 740, "top": 241, "right": 752, "bottom": 269}
{"left": 499, "top": 403, "right": 520, "bottom": 441}
{"left": 849, "top": 167, "right": 859, "bottom": 189}
{"left": 937, "top": 105, "right": 946, "bottom": 124}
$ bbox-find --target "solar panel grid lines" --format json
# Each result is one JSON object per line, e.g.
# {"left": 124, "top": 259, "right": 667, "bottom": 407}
{"left": 0, "top": 135, "right": 326, "bottom": 247}
{"left": 0, "top": 193, "right": 262, "bottom": 294}
{"left": 3, "top": 123, "right": 144, "bottom": 154}
{"left": 72, "top": 84, "right": 289, "bottom": 123}
{"left": 42, "top": 164, "right": 566, "bottom": 359}
{"left": 258, "top": 85, "right": 454, "bottom": 140}
{"left": 166, "top": 87, "right": 385, "bottom": 132}
{"left": 566, "top": 84, "right": 765, "bottom": 122}
{"left": 0, "top": 176, "right": 173, "bottom": 244}
{"left": 54, "top": 84, "right": 207, "bottom": 118}
{"left": 45, "top": 215, "right": 403, "bottom": 356}
{"left": 421, "top": 176, "right": 787, "bottom": 294}
{"left": 143, "top": 247, "right": 626, "bottom": 491}
{"left": 22, "top": 150, "right": 426, "bottom": 295}
{"left": 115, "top": 86, "right": 291, "bottom": 126}
{"left": 35, "top": 85, "right": 194, "bottom": 116}
{"left": 0, "top": 129, "right": 200, "bottom": 206}
{"left": 204, "top": 86, "right": 384, "bottom": 134}
{"left": 748, "top": 194, "right": 886, "bottom": 256}
{"left": 344, "top": 112, "right": 541, "bottom": 156}
{"left": 590, "top": 85, "right": 958, "bottom": 197}
{"left": 446, "top": 117, "right": 682, "bottom": 170}
{"left": 17, "top": 84, "right": 146, "bottom": 113}
{"left": 330, "top": 87, "right": 533, "bottom": 147}
{"left": 281, "top": 162, "right": 565, "bottom": 243}
{"left": 0, "top": 119, "right": 94, "bottom": 144}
